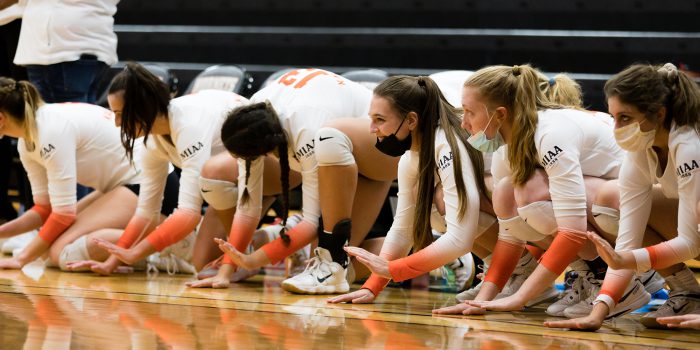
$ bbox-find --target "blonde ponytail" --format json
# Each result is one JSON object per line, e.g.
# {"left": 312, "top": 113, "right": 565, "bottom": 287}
{"left": 0, "top": 78, "right": 45, "bottom": 152}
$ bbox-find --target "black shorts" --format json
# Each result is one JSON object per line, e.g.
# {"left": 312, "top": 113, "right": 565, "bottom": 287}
{"left": 124, "top": 171, "right": 180, "bottom": 216}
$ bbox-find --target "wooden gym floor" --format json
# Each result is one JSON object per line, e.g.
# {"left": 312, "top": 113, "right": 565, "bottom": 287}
{"left": 1, "top": 267, "right": 699, "bottom": 349}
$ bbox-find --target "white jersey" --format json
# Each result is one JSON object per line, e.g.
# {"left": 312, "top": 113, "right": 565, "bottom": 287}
{"left": 615, "top": 123, "right": 700, "bottom": 252}
{"left": 136, "top": 90, "right": 248, "bottom": 218}
{"left": 381, "top": 128, "right": 481, "bottom": 262}
{"left": 491, "top": 109, "right": 623, "bottom": 221}
{"left": 240, "top": 68, "right": 372, "bottom": 224}
{"left": 19, "top": 103, "right": 140, "bottom": 207}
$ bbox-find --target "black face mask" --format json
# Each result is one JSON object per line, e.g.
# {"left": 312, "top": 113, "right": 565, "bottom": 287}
{"left": 375, "top": 117, "right": 412, "bottom": 157}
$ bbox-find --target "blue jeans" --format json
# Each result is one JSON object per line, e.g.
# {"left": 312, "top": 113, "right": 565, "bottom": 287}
{"left": 26, "top": 56, "right": 108, "bottom": 104}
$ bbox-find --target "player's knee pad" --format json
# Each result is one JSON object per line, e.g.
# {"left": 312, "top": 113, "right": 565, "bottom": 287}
{"left": 498, "top": 215, "right": 548, "bottom": 243}
{"left": 58, "top": 235, "right": 90, "bottom": 271}
{"left": 199, "top": 177, "right": 238, "bottom": 210}
{"left": 517, "top": 201, "right": 557, "bottom": 236}
{"left": 314, "top": 127, "right": 355, "bottom": 166}
{"left": 592, "top": 204, "right": 619, "bottom": 236}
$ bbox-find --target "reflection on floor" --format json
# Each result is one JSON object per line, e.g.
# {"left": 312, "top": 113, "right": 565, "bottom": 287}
{"left": 0, "top": 268, "right": 698, "bottom": 349}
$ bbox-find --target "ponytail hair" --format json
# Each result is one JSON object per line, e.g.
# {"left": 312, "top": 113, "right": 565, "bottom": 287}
{"left": 605, "top": 63, "right": 700, "bottom": 134}
{"left": 0, "top": 77, "right": 45, "bottom": 151}
{"left": 108, "top": 62, "right": 171, "bottom": 161}
{"left": 221, "top": 102, "right": 292, "bottom": 244}
{"left": 540, "top": 73, "right": 584, "bottom": 109}
{"left": 464, "top": 64, "right": 564, "bottom": 185}
{"left": 374, "top": 75, "right": 489, "bottom": 251}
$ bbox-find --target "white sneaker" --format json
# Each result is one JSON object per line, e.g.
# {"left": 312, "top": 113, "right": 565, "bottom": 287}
{"left": 2, "top": 230, "right": 38, "bottom": 254}
{"left": 546, "top": 270, "right": 600, "bottom": 317}
{"left": 281, "top": 247, "right": 349, "bottom": 294}
{"left": 495, "top": 253, "right": 559, "bottom": 307}
{"left": 639, "top": 269, "right": 665, "bottom": 295}
{"left": 147, "top": 231, "right": 197, "bottom": 275}
{"left": 447, "top": 252, "right": 476, "bottom": 292}
{"left": 455, "top": 262, "right": 488, "bottom": 302}
{"left": 564, "top": 277, "right": 650, "bottom": 319}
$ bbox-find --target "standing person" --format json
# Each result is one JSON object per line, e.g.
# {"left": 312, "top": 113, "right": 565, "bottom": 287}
{"left": 545, "top": 63, "right": 700, "bottom": 330}
{"left": 326, "top": 75, "right": 498, "bottom": 304}
{"left": 75, "top": 63, "right": 248, "bottom": 275}
{"left": 0, "top": 77, "right": 142, "bottom": 270}
{"left": 192, "top": 68, "right": 397, "bottom": 293}
{"left": 434, "top": 64, "right": 626, "bottom": 316}
{"left": 13, "top": 0, "right": 118, "bottom": 104}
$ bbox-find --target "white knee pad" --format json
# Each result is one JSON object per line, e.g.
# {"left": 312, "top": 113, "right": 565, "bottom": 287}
{"left": 199, "top": 177, "right": 238, "bottom": 210}
{"left": 498, "top": 215, "right": 548, "bottom": 244}
{"left": 592, "top": 204, "right": 619, "bottom": 236}
{"left": 314, "top": 127, "right": 355, "bottom": 166}
{"left": 58, "top": 235, "right": 90, "bottom": 271}
{"left": 517, "top": 201, "right": 557, "bottom": 236}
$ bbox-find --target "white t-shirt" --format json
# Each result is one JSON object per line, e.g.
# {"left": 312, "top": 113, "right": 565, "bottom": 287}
{"left": 14, "top": 0, "right": 118, "bottom": 65}
{"left": 19, "top": 103, "right": 140, "bottom": 207}
{"left": 491, "top": 109, "right": 623, "bottom": 223}
{"left": 615, "top": 123, "right": 700, "bottom": 253}
{"left": 238, "top": 68, "right": 372, "bottom": 225}
{"left": 135, "top": 90, "right": 248, "bottom": 218}
{"left": 381, "top": 128, "right": 481, "bottom": 263}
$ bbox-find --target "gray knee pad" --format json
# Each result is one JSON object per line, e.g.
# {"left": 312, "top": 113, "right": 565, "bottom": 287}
{"left": 199, "top": 177, "right": 238, "bottom": 210}
{"left": 592, "top": 204, "right": 619, "bottom": 236}
{"left": 517, "top": 201, "right": 557, "bottom": 236}
{"left": 314, "top": 127, "right": 355, "bottom": 166}
{"left": 58, "top": 235, "right": 90, "bottom": 271}
{"left": 498, "top": 215, "right": 548, "bottom": 244}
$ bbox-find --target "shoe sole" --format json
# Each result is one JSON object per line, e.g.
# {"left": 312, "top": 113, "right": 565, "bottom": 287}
{"left": 281, "top": 281, "right": 350, "bottom": 295}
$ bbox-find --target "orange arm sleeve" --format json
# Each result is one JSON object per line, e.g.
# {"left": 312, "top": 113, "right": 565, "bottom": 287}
{"left": 145, "top": 210, "right": 201, "bottom": 252}
{"left": 484, "top": 239, "right": 526, "bottom": 289}
{"left": 116, "top": 216, "right": 152, "bottom": 249}
{"left": 362, "top": 274, "right": 391, "bottom": 296}
{"left": 37, "top": 212, "right": 76, "bottom": 244}
{"left": 260, "top": 221, "right": 317, "bottom": 265}
{"left": 30, "top": 204, "right": 52, "bottom": 222}
{"left": 222, "top": 214, "right": 259, "bottom": 265}
{"left": 538, "top": 227, "right": 587, "bottom": 275}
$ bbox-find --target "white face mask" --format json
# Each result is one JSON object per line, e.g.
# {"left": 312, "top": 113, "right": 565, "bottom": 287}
{"left": 614, "top": 120, "right": 655, "bottom": 152}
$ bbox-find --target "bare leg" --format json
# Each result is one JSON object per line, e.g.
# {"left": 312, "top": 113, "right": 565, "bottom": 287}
{"left": 48, "top": 186, "right": 138, "bottom": 264}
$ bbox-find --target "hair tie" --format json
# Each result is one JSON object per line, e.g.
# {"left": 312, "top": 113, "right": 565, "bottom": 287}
{"left": 417, "top": 76, "right": 427, "bottom": 88}
{"left": 658, "top": 63, "right": 679, "bottom": 81}
{"left": 512, "top": 65, "right": 521, "bottom": 76}
{"left": 548, "top": 77, "right": 556, "bottom": 86}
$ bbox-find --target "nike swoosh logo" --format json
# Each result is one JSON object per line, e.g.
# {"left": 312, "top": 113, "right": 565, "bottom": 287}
{"left": 317, "top": 273, "right": 333, "bottom": 283}
{"left": 672, "top": 303, "right": 686, "bottom": 314}
{"left": 201, "top": 189, "right": 212, "bottom": 193}
{"left": 319, "top": 136, "right": 334, "bottom": 141}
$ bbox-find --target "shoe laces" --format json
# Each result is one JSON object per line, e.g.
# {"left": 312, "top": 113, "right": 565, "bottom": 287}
{"left": 147, "top": 253, "right": 180, "bottom": 276}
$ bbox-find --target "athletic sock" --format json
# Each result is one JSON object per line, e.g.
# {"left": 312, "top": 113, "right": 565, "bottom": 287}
{"left": 317, "top": 218, "right": 351, "bottom": 267}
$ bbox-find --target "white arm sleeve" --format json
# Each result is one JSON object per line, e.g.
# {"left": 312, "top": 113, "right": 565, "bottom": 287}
{"left": 135, "top": 145, "right": 170, "bottom": 218}
{"left": 538, "top": 126, "right": 588, "bottom": 230}
{"left": 615, "top": 152, "right": 654, "bottom": 252}
{"left": 660, "top": 139, "right": 700, "bottom": 260}
{"left": 19, "top": 145, "right": 50, "bottom": 205}
{"left": 380, "top": 153, "right": 418, "bottom": 258}
{"left": 235, "top": 156, "right": 264, "bottom": 219}
{"left": 417, "top": 138, "right": 481, "bottom": 263}
{"left": 298, "top": 145, "right": 321, "bottom": 227}
{"left": 40, "top": 125, "right": 79, "bottom": 208}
